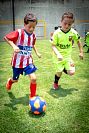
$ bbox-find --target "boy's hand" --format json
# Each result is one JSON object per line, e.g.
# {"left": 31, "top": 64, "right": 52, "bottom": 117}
{"left": 52, "top": 45, "right": 63, "bottom": 61}
{"left": 57, "top": 54, "right": 63, "bottom": 61}
{"left": 37, "top": 53, "right": 41, "bottom": 58}
{"left": 79, "top": 52, "right": 83, "bottom": 60}
{"left": 13, "top": 45, "right": 20, "bottom": 53}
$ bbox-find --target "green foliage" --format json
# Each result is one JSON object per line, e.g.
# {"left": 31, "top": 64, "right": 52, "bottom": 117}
{"left": 0, "top": 40, "right": 89, "bottom": 133}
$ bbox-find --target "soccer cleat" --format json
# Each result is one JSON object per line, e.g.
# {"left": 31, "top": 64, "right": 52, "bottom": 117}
{"left": 53, "top": 83, "right": 59, "bottom": 90}
{"left": 6, "top": 78, "right": 13, "bottom": 90}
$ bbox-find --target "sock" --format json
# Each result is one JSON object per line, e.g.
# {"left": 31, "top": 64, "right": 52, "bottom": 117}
{"left": 30, "top": 82, "right": 37, "bottom": 98}
{"left": 7, "top": 78, "right": 14, "bottom": 90}
{"left": 9, "top": 79, "right": 14, "bottom": 85}
{"left": 54, "top": 75, "right": 60, "bottom": 84}
{"left": 63, "top": 68, "right": 67, "bottom": 74}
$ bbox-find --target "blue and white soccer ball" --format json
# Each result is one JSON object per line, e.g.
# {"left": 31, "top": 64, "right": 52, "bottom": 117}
{"left": 29, "top": 96, "right": 46, "bottom": 115}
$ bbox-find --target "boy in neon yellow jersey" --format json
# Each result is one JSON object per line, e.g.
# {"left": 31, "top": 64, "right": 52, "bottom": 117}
{"left": 51, "top": 12, "right": 83, "bottom": 89}
{"left": 85, "top": 31, "right": 89, "bottom": 53}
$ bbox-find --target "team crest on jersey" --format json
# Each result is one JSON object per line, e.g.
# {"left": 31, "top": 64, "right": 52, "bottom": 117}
{"left": 69, "top": 36, "right": 72, "bottom": 41}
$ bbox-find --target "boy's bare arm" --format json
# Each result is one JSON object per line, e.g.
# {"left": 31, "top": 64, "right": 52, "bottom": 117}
{"left": 33, "top": 45, "right": 41, "bottom": 58}
{"left": 52, "top": 44, "right": 63, "bottom": 61}
{"left": 77, "top": 41, "right": 83, "bottom": 60}
{"left": 4, "top": 37, "right": 20, "bottom": 53}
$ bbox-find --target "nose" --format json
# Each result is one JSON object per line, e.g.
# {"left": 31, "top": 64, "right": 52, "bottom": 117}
{"left": 65, "top": 24, "right": 69, "bottom": 29}
{"left": 30, "top": 27, "right": 34, "bottom": 32}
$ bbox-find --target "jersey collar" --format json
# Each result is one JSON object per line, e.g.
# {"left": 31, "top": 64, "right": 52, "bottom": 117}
{"left": 24, "top": 29, "right": 32, "bottom": 36}
{"left": 60, "top": 28, "right": 71, "bottom": 34}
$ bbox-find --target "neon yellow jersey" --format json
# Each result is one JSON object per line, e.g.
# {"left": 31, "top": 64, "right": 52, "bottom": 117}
{"left": 52, "top": 28, "right": 80, "bottom": 59}
{"left": 86, "top": 32, "right": 89, "bottom": 45}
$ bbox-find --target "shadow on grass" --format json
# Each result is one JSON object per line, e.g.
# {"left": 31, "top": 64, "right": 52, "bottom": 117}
{"left": 4, "top": 92, "right": 29, "bottom": 110}
{"left": 28, "top": 111, "right": 46, "bottom": 118}
{"left": 4, "top": 92, "right": 46, "bottom": 118}
{"left": 48, "top": 85, "right": 78, "bottom": 98}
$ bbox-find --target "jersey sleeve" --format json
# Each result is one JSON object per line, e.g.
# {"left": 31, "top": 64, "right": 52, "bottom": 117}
{"left": 5, "top": 30, "right": 19, "bottom": 44}
{"left": 72, "top": 29, "right": 80, "bottom": 42}
{"left": 86, "top": 32, "right": 89, "bottom": 36}
{"left": 52, "top": 31, "right": 58, "bottom": 45}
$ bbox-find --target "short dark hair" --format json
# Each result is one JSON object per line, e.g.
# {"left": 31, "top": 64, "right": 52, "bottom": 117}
{"left": 61, "top": 12, "right": 75, "bottom": 22}
{"left": 24, "top": 13, "right": 38, "bottom": 24}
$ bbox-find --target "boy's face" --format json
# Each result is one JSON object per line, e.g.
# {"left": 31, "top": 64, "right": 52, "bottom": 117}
{"left": 24, "top": 21, "right": 37, "bottom": 34}
{"left": 61, "top": 17, "right": 73, "bottom": 32}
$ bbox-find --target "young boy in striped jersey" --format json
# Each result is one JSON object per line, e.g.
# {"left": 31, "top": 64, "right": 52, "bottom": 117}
{"left": 4, "top": 12, "right": 41, "bottom": 98}
{"left": 51, "top": 12, "right": 83, "bottom": 89}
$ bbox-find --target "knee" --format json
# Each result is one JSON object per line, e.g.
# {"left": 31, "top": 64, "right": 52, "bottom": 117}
{"left": 31, "top": 77, "right": 37, "bottom": 83}
{"left": 68, "top": 70, "right": 75, "bottom": 76}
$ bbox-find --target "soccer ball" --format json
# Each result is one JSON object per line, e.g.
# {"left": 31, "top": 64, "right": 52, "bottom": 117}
{"left": 29, "top": 96, "right": 46, "bottom": 115}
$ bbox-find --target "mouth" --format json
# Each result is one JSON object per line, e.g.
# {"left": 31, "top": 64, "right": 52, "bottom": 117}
{"left": 64, "top": 28, "right": 69, "bottom": 31}
{"left": 29, "top": 31, "right": 33, "bottom": 34}
{"left": 29, "top": 31, "right": 33, "bottom": 33}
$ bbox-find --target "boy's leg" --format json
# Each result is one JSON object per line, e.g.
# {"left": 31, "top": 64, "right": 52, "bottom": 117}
{"left": 65, "top": 60, "right": 75, "bottom": 76}
{"left": 53, "top": 72, "right": 62, "bottom": 89}
{"left": 53, "top": 60, "right": 64, "bottom": 89}
{"left": 29, "top": 73, "right": 37, "bottom": 98}
{"left": 6, "top": 78, "right": 14, "bottom": 90}
{"left": 6, "top": 78, "right": 18, "bottom": 90}
{"left": 6, "top": 67, "right": 21, "bottom": 90}
{"left": 24, "top": 64, "right": 37, "bottom": 98}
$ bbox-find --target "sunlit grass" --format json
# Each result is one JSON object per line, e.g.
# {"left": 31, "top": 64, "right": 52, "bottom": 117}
{"left": 0, "top": 40, "right": 89, "bottom": 133}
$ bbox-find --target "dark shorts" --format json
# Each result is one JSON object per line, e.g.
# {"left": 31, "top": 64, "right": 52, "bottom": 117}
{"left": 12, "top": 64, "right": 37, "bottom": 80}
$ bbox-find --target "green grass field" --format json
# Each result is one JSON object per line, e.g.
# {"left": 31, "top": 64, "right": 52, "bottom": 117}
{"left": 0, "top": 40, "right": 89, "bottom": 133}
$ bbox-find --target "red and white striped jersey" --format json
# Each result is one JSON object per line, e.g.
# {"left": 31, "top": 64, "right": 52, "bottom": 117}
{"left": 5, "top": 29, "right": 36, "bottom": 68}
